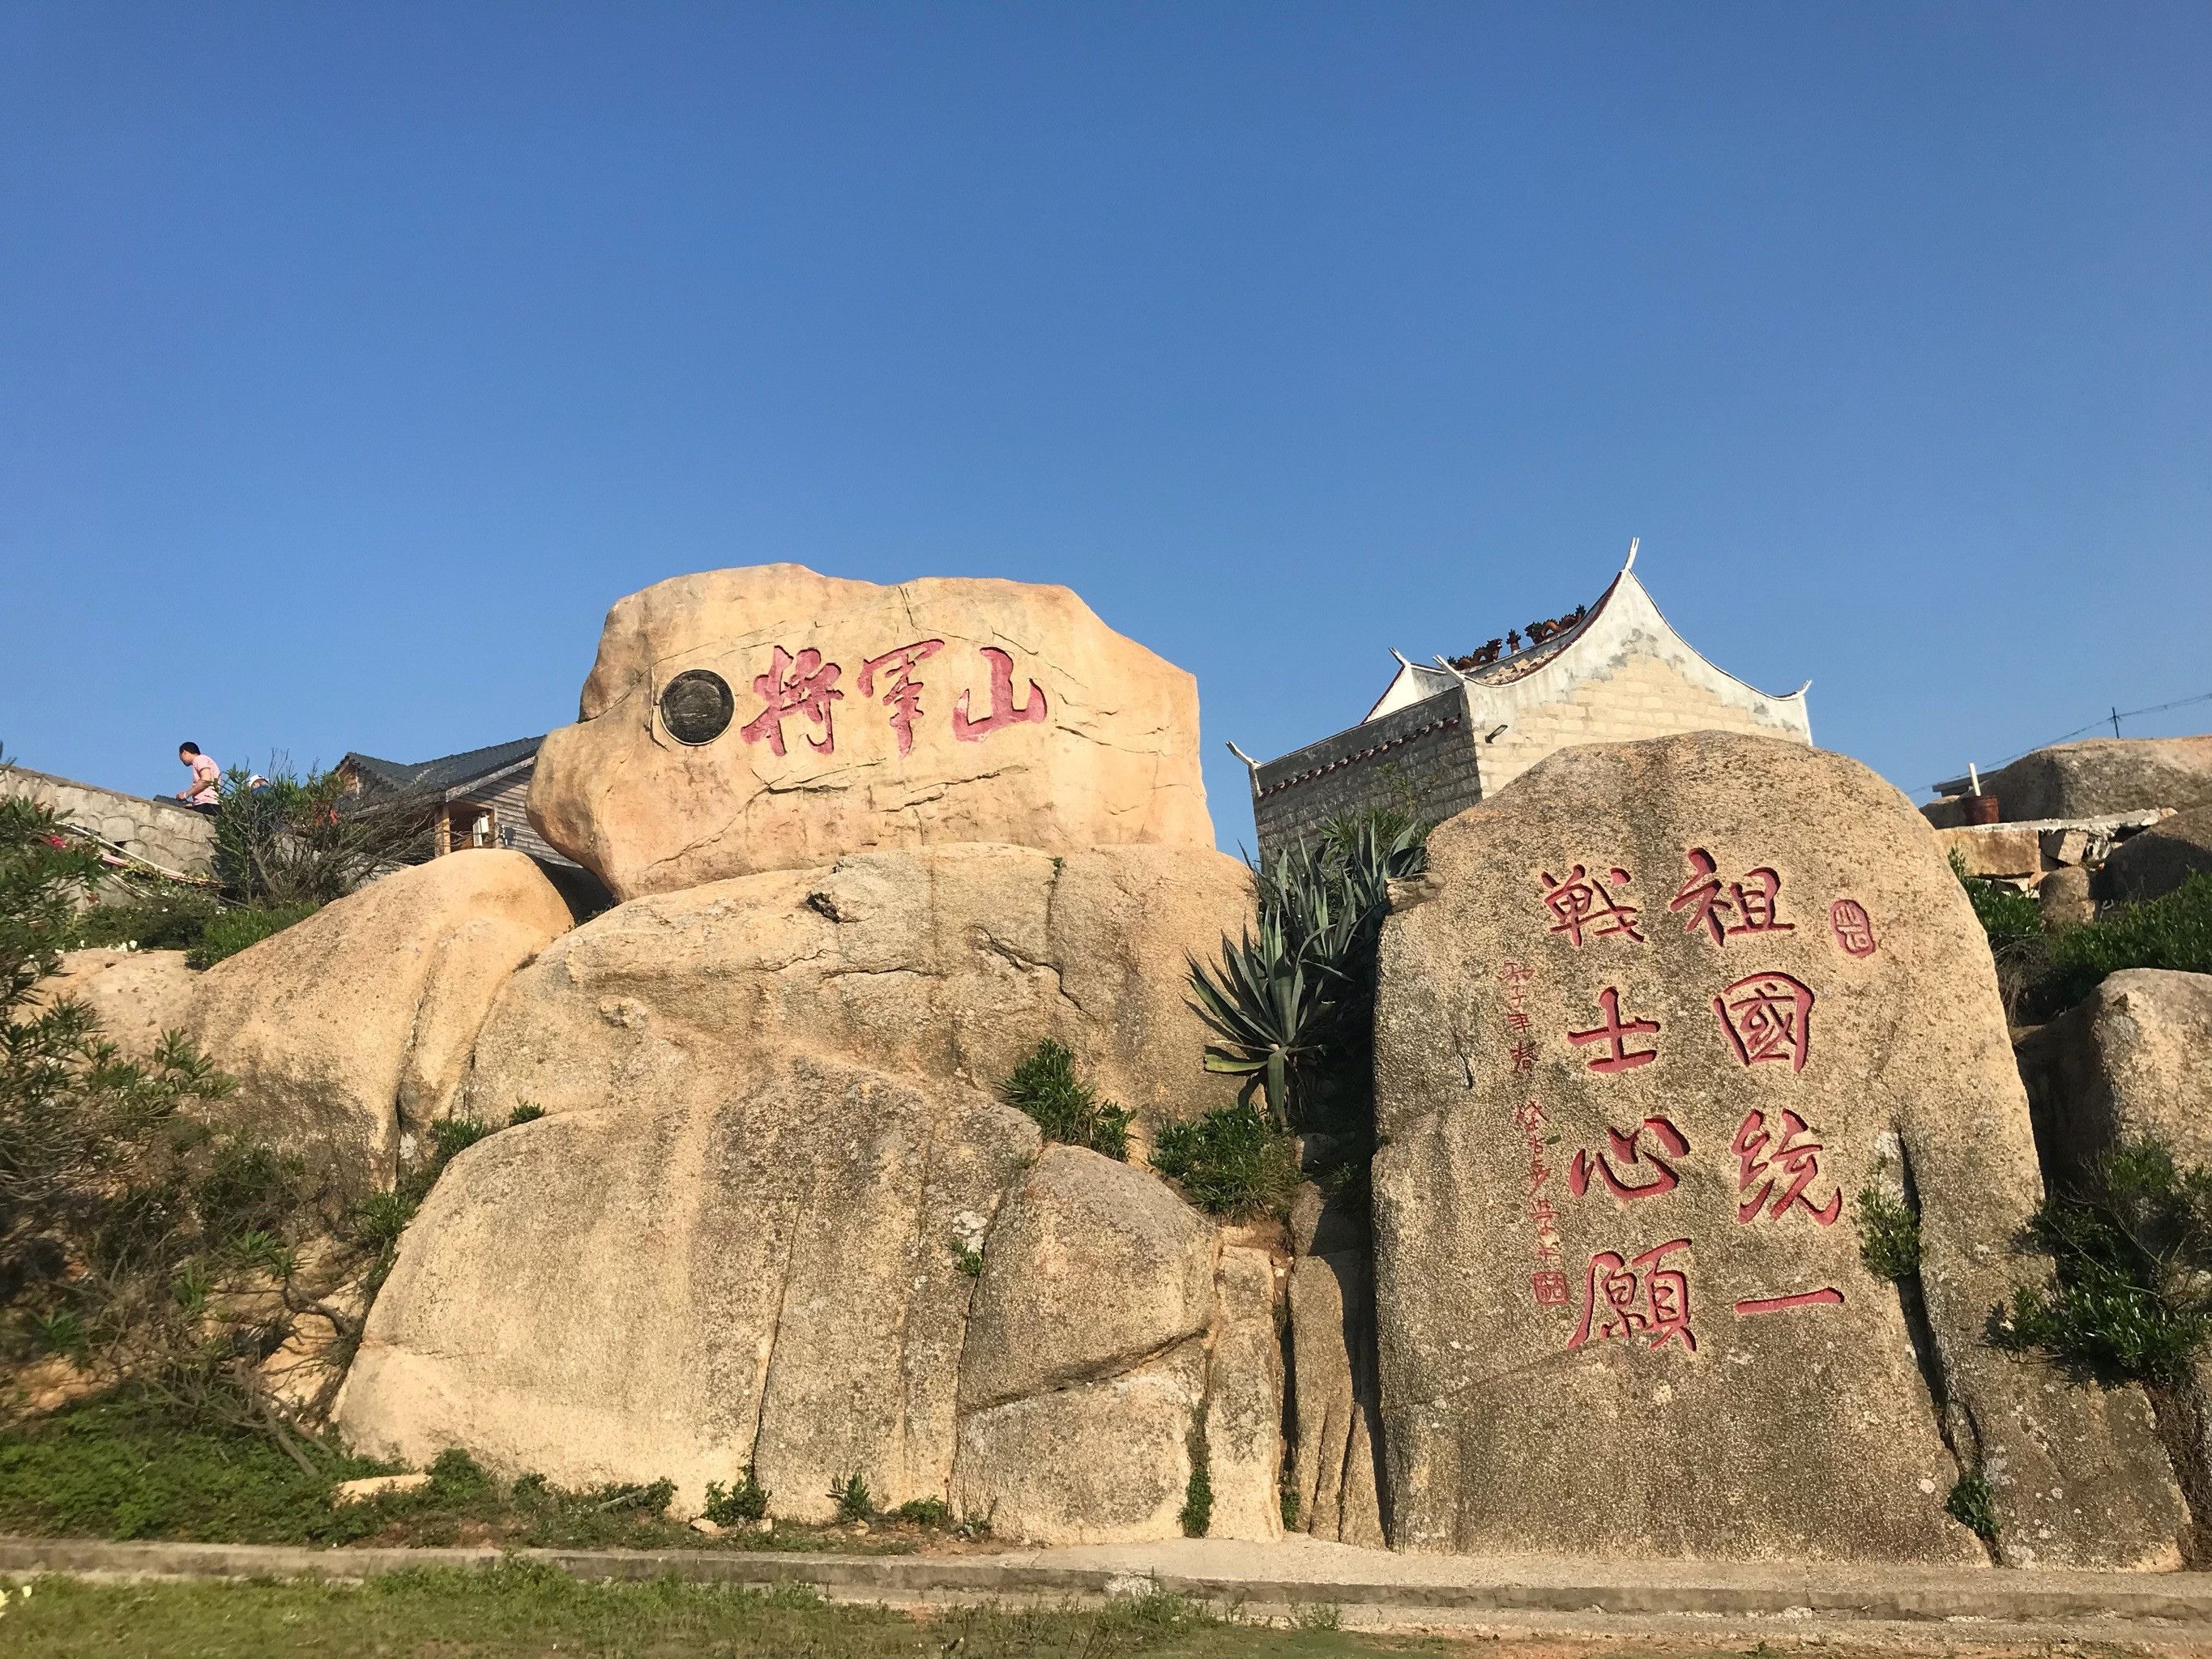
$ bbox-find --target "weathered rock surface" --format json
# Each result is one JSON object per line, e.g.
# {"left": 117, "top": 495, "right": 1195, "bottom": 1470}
{"left": 339, "top": 1062, "right": 1275, "bottom": 1543}
{"left": 528, "top": 566, "right": 1215, "bottom": 900}
{"left": 458, "top": 842, "right": 1253, "bottom": 1130}
{"left": 1206, "top": 1246, "right": 1287, "bottom": 1544}
{"left": 2098, "top": 808, "right": 2212, "bottom": 906}
{"left": 2018, "top": 970, "right": 2212, "bottom": 1202}
{"left": 337, "top": 1054, "right": 1041, "bottom": 1518}
{"left": 19, "top": 949, "right": 198, "bottom": 1061}
{"left": 187, "top": 852, "right": 573, "bottom": 1191}
{"left": 2038, "top": 866, "right": 2096, "bottom": 929}
{"left": 1978, "top": 737, "right": 2212, "bottom": 823}
{"left": 1373, "top": 730, "right": 2187, "bottom": 1566}
{"left": 1287, "top": 1250, "right": 1387, "bottom": 1547}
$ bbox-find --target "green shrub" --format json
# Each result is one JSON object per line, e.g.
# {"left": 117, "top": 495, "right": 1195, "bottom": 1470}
{"left": 1855, "top": 1184, "right": 1922, "bottom": 1282}
{"left": 1149, "top": 1104, "right": 1300, "bottom": 1221}
{"left": 890, "top": 1495, "right": 948, "bottom": 1527}
{"left": 705, "top": 1466, "right": 770, "bottom": 1524}
{"left": 68, "top": 888, "right": 219, "bottom": 952}
{"left": 211, "top": 762, "right": 435, "bottom": 907}
{"left": 950, "top": 1240, "right": 984, "bottom": 1277}
{"left": 999, "top": 1040, "right": 1131, "bottom": 1161}
{"left": 1946, "top": 1470, "right": 1998, "bottom": 1540}
{"left": 1949, "top": 850, "right": 2041, "bottom": 944}
{"left": 829, "top": 1472, "right": 873, "bottom": 1523}
{"left": 507, "top": 1102, "right": 545, "bottom": 1125}
{"left": 187, "top": 902, "right": 320, "bottom": 967}
{"left": 1998, "top": 1141, "right": 2212, "bottom": 1384}
{"left": 194, "top": 1141, "right": 305, "bottom": 1246}
{"left": 1188, "top": 810, "right": 1427, "bottom": 1131}
{"left": 2038, "top": 872, "right": 2212, "bottom": 1013}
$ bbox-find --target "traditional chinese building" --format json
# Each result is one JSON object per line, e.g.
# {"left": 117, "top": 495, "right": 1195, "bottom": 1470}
{"left": 1242, "top": 548, "right": 1813, "bottom": 861}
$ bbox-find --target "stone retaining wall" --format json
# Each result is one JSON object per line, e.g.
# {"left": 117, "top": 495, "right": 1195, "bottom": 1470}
{"left": 0, "top": 764, "right": 216, "bottom": 876}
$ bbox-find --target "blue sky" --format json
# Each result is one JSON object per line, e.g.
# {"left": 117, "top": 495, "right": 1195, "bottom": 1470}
{"left": 3, "top": 3, "right": 2206, "bottom": 852}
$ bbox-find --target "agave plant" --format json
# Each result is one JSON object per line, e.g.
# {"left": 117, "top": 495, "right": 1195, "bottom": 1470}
{"left": 1186, "top": 810, "right": 1430, "bottom": 1132}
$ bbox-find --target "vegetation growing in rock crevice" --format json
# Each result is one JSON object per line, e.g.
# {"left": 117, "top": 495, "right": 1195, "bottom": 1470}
{"left": 1997, "top": 1140, "right": 2212, "bottom": 1386}
{"left": 998, "top": 1039, "right": 1132, "bottom": 1161}
{"left": 1149, "top": 1104, "right": 1299, "bottom": 1222}
{"left": 1186, "top": 810, "right": 1428, "bottom": 1135}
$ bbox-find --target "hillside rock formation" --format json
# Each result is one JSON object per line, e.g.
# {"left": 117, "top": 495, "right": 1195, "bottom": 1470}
{"left": 184, "top": 851, "right": 573, "bottom": 1191}
{"left": 1372, "top": 730, "right": 2188, "bottom": 1567}
{"left": 527, "top": 566, "right": 1215, "bottom": 899}
{"left": 455, "top": 842, "right": 1254, "bottom": 1132}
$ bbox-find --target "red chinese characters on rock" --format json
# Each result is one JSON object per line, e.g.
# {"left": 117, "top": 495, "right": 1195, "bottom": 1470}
{"left": 1568, "top": 1239, "right": 1696, "bottom": 1354}
{"left": 1668, "top": 848, "right": 1796, "bottom": 945}
{"left": 1514, "top": 1097, "right": 1569, "bottom": 1306}
{"left": 1711, "top": 972, "right": 1814, "bottom": 1073}
{"left": 738, "top": 642, "right": 1050, "bottom": 757}
{"left": 1569, "top": 1116, "right": 1690, "bottom": 1205}
{"left": 1537, "top": 865, "right": 1645, "bottom": 947}
{"left": 741, "top": 646, "right": 844, "bottom": 757}
{"left": 1732, "top": 1108, "right": 1842, "bottom": 1226}
{"left": 856, "top": 639, "right": 946, "bottom": 757}
{"left": 1566, "top": 987, "right": 1660, "bottom": 1074}
{"left": 951, "top": 647, "right": 1048, "bottom": 742}
{"left": 1829, "top": 898, "right": 1878, "bottom": 959}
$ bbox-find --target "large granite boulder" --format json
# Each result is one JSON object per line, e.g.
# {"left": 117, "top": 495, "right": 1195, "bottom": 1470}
{"left": 528, "top": 566, "right": 1215, "bottom": 900}
{"left": 336, "top": 1055, "right": 1038, "bottom": 1519}
{"left": 1979, "top": 737, "right": 2212, "bottom": 822}
{"left": 2098, "top": 808, "right": 2212, "bottom": 906}
{"left": 456, "top": 842, "right": 1253, "bottom": 1132}
{"left": 1373, "top": 730, "right": 2187, "bottom": 1567}
{"left": 2018, "top": 970, "right": 2212, "bottom": 1192}
{"left": 186, "top": 852, "right": 574, "bottom": 1191}
{"left": 17, "top": 948, "right": 198, "bottom": 1062}
{"left": 336, "top": 1068, "right": 1282, "bottom": 1541}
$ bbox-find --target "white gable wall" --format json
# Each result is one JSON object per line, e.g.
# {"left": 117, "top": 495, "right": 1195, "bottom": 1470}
{"left": 1460, "top": 569, "right": 1811, "bottom": 797}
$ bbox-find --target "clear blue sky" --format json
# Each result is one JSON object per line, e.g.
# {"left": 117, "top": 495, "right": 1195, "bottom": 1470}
{"left": 4, "top": 4, "right": 2206, "bottom": 852}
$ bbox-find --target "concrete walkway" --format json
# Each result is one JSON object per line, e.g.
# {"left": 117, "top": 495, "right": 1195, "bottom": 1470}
{"left": 4, "top": 1533, "right": 2210, "bottom": 1644}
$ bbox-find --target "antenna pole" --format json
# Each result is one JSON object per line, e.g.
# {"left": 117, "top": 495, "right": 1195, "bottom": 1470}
{"left": 2111, "top": 706, "right": 2123, "bottom": 739}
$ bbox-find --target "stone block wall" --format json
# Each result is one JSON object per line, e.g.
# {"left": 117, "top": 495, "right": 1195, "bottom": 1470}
{"left": 1474, "top": 651, "right": 1797, "bottom": 798}
{"left": 1253, "top": 686, "right": 1480, "bottom": 862}
{"left": 0, "top": 765, "right": 216, "bottom": 877}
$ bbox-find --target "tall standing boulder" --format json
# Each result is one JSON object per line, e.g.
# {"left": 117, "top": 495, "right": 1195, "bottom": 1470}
{"left": 1373, "top": 731, "right": 2188, "bottom": 1567}
{"left": 186, "top": 851, "right": 574, "bottom": 1191}
{"left": 527, "top": 566, "right": 1215, "bottom": 900}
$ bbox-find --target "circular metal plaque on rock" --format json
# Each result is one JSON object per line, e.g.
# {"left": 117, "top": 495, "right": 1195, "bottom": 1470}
{"left": 659, "top": 669, "right": 736, "bottom": 745}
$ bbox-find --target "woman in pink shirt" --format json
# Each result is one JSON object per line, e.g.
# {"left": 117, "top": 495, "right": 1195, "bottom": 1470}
{"left": 177, "top": 742, "right": 220, "bottom": 811}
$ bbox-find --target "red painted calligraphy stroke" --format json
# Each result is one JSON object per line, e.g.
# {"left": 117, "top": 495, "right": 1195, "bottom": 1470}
{"left": 1733, "top": 1288, "right": 1844, "bottom": 1316}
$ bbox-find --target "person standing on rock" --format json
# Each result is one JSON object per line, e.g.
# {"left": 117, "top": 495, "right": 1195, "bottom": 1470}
{"left": 176, "top": 742, "right": 220, "bottom": 813}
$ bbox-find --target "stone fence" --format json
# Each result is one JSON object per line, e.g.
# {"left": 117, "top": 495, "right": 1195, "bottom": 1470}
{"left": 0, "top": 764, "right": 216, "bottom": 878}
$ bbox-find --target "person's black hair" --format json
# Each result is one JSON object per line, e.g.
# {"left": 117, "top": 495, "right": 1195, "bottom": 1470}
{"left": 179, "top": 742, "right": 201, "bottom": 756}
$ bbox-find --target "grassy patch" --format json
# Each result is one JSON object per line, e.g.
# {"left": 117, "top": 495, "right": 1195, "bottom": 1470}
{"left": 0, "top": 1567, "right": 1412, "bottom": 1658}
{"left": 187, "top": 902, "right": 321, "bottom": 968}
{"left": 1150, "top": 1105, "right": 1300, "bottom": 1221}
{"left": 0, "top": 1389, "right": 907, "bottom": 1555}
{"left": 1000, "top": 1040, "right": 1133, "bottom": 1161}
